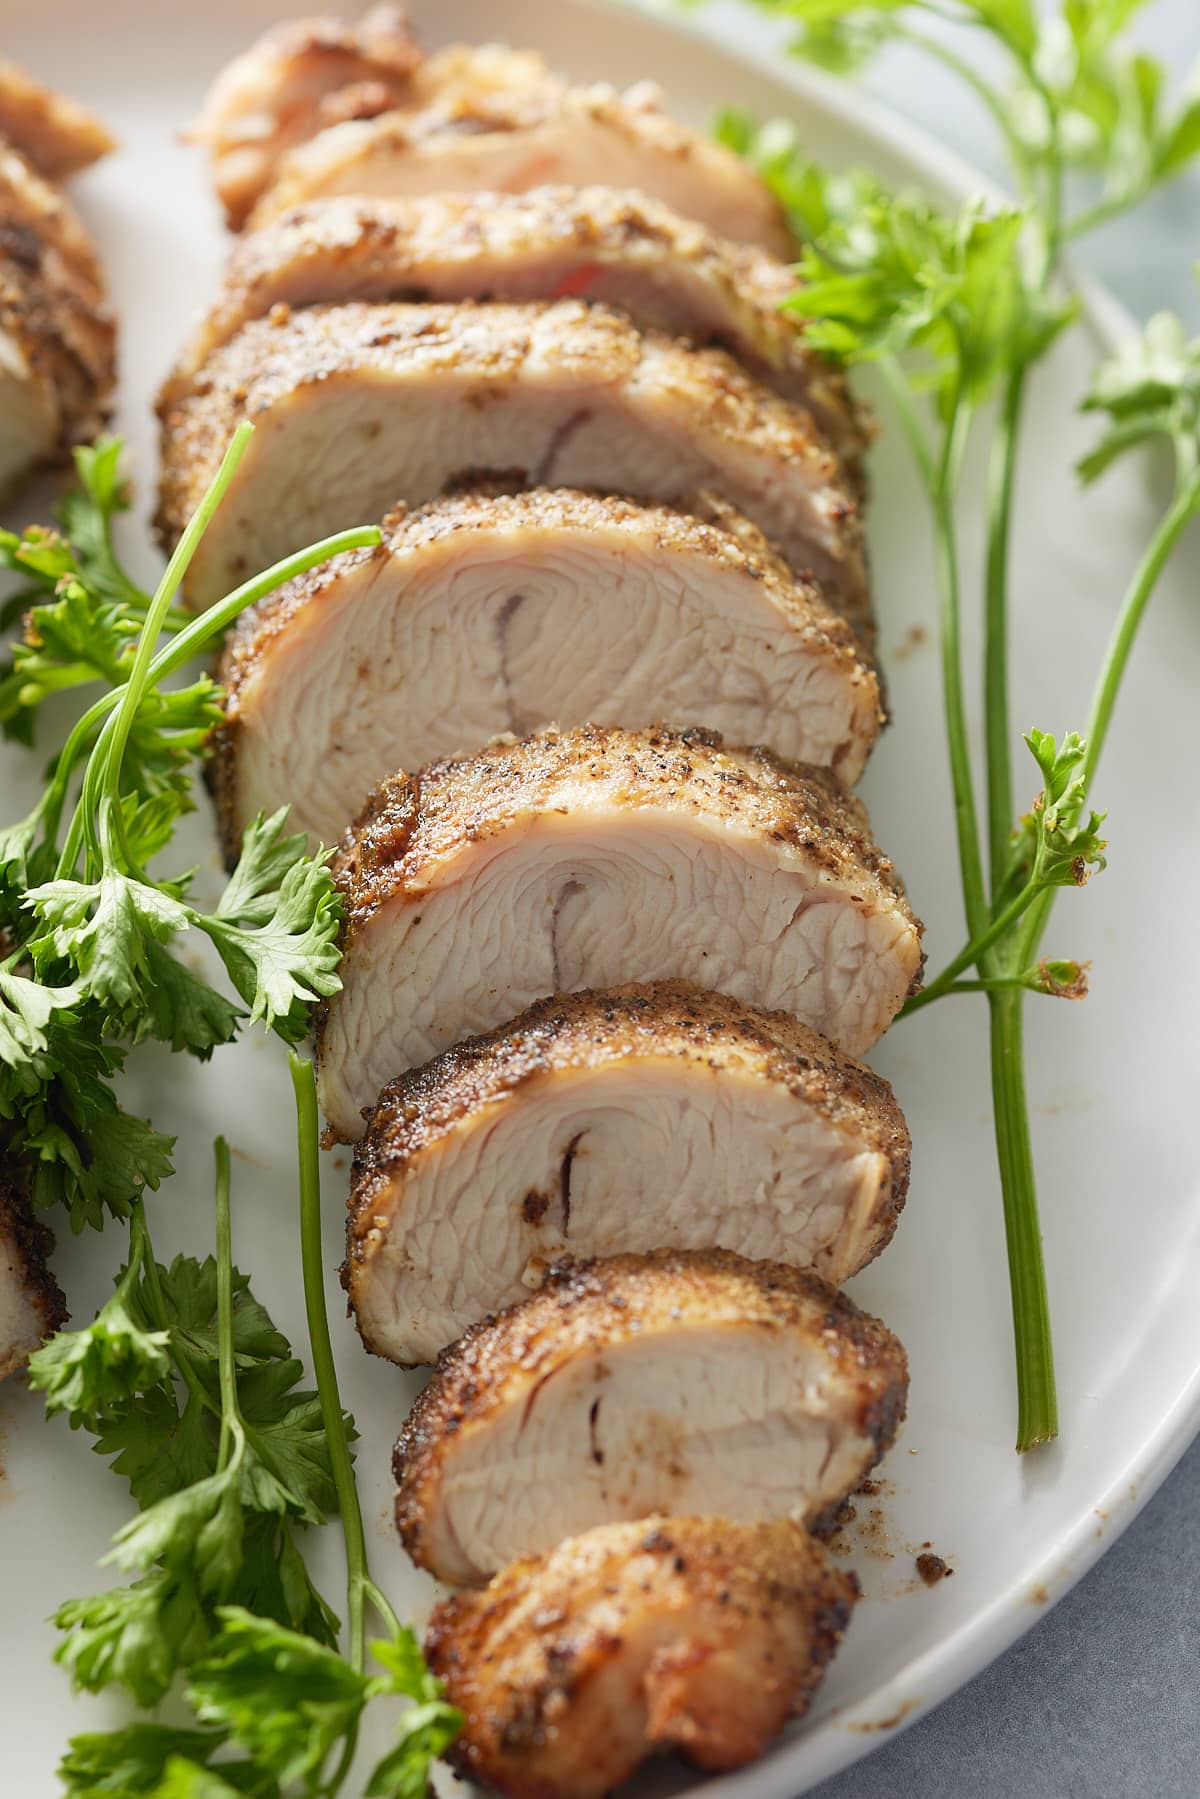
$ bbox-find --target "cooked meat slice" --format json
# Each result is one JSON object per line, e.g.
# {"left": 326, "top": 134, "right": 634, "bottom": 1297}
{"left": 348, "top": 982, "right": 910, "bottom": 1364}
{"left": 0, "top": 60, "right": 115, "bottom": 179}
{"left": 251, "top": 54, "right": 792, "bottom": 255}
{"left": 394, "top": 1249, "right": 907, "bottom": 1585}
{"left": 316, "top": 724, "right": 921, "bottom": 1141}
{"left": 0, "top": 1172, "right": 67, "bottom": 1380}
{"left": 157, "top": 300, "right": 868, "bottom": 630}
{"left": 162, "top": 188, "right": 863, "bottom": 460}
{"left": 0, "top": 142, "right": 115, "bottom": 497}
{"left": 212, "top": 487, "right": 880, "bottom": 851}
{"left": 186, "top": 6, "right": 422, "bottom": 228}
{"left": 426, "top": 1515, "right": 857, "bottom": 1799}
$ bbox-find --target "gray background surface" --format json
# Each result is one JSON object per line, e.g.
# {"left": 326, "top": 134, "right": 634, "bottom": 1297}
{"left": 694, "top": 3, "right": 1200, "bottom": 1795}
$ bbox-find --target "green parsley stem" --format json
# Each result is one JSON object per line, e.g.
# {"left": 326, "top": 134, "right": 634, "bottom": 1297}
{"left": 52, "top": 520, "right": 381, "bottom": 878}
{"left": 913, "top": 975, "right": 1034, "bottom": 997}
{"left": 988, "top": 988, "right": 1057, "bottom": 1448}
{"left": 891, "top": 21, "right": 1032, "bottom": 191}
{"left": 213, "top": 1136, "right": 242, "bottom": 1472}
{"left": 983, "top": 362, "right": 1027, "bottom": 900}
{"left": 933, "top": 396, "right": 990, "bottom": 940}
{"left": 901, "top": 878, "right": 1042, "bottom": 1016}
{"left": 362, "top": 1578, "right": 404, "bottom": 1642}
{"left": 1015, "top": 463, "right": 1200, "bottom": 970}
{"left": 290, "top": 1050, "right": 367, "bottom": 1677}
{"left": 1062, "top": 187, "right": 1145, "bottom": 244}
{"left": 84, "top": 425, "right": 255, "bottom": 870}
{"left": 878, "top": 355, "right": 936, "bottom": 493}
{"left": 133, "top": 1207, "right": 222, "bottom": 1426}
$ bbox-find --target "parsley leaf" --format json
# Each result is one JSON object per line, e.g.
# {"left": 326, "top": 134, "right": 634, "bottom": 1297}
{"left": 54, "top": 1570, "right": 208, "bottom": 1709}
{"left": 58, "top": 1723, "right": 227, "bottom": 1798}
{"left": 1079, "top": 303, "right": 1200, "bottom": 482}
{"left": 1007, "top": 730, "right": 1108, "bottom": 895}
{"left": 200, "top": 812, "right": 343, "bottom": 1042}
{"left": 29, "top": 1292, "right": 171, "bottom": 1427}
{"left": 187, "top": 1608, "right": 367, "bottom": 1788}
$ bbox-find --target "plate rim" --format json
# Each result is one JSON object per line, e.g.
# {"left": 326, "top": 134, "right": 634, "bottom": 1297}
{"left": 5, "top": 3, "right": 1198, "bottom": 1794}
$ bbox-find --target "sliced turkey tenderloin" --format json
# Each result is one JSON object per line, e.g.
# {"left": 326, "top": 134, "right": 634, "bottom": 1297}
{"left": 162, "top": 187, "right": 863, "bottom": 460}
{"left": 0, "top": 60, "right": 115, "bottom": 179}
{"left": 157, "top": 299, "right": 868, "bottom": 629}
{"left": 394, "top": 1248, "right": 908, "bottom": 1585}
{"left": 0, "top": 1172, "right": 67, "bottom": 1380}
{"left": 426, "top": 1515, "right": 857, "bottom": 1799}
{"left": 251, "top": 52, "right": 792, "bottom": 255}
{"left": 212, "top": 487, "right": 880, "bottom": 852}
{"left": 186, "top": 6, "right": 422, "bottom": 228}
{"left": 316, "top": 724, "right": 922, "bottom": 1140}
{"left": 0, "top": 141, "right": 115, "bottom": 497}
{"left": 348, "top": 981, "right": 910, "bottom": 1364}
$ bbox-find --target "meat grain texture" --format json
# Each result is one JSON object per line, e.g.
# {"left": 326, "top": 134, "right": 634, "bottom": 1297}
{"left": 162, "top": 185, "right": 862, "bottom": 460}
{"left": 347, "top": 981, "right": 910, "bottom": 1363}
{"left": 211, "top": 487, "right": 881, "bottom": 851}
{"left": 316, "top": 724, "right": 922, "bottom": 1139}
{"left": 426, "top": 1514, "right": 858, "bottom": 1799}
{"left": 156, "top": 299, "right": 869, "bottom": 632}
{"left": 0, "top": 139, "right": 115, "bottom": 496}
{"left": 394, "top": 1248, "right": 909, "bottom": 1585}
{"left": 249, "top": 42, "right": 793, "bottom": 255}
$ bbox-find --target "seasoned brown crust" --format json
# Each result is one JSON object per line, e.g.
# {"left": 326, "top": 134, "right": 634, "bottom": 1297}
{"left": 0, "top": 1165, "right": 68, "bottom": 1378}
{"left": 426, "top": 1515, "right": 858, "bottom": 1796}
{"left": 251, "top": 64, "right": 792, "bottom": 257}
{"left": 0, "top": 140, "right": 115, "bottom": 476}
{"left": 349, "top": 978, "right": 911, "bottom": 1276}
{"left": 393, "top": 1248, "right": 909, "bottom": 1564}
{"left": 0, "top": 60, "right": 115, "bottom": 179}
{"left": 187, "top": 6, "right": 423, "bottom": 229}
{"left": 330, "top": 723, "right": 919, "bottom": 948}
{"left": 207, "top": 488, "right": 881, "bottom": 858}
{"left": 160, "top": 186, "right": 865, "bottom": 461}
{"left": 155, "top": 300, "right": 865, "bottom": 620}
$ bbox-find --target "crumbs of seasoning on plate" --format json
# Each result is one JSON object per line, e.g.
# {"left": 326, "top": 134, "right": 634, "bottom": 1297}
{"left": 916, "top": 1552, "right": 952, "bottom": 1586}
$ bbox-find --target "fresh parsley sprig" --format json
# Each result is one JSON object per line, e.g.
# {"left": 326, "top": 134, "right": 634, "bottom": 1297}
{"left": 5, "top": 431, "right": 456, "bottom": 1787}
{"left": 0, "top": 439, "right": 187, "bottom": 743}
{"left": 32, "top": 1150, "right": 342, "bottom": 1708}
{"left": 712, "top": 1, "right": 1200, "bottom": 1449}
{"left": 0, "top": 426, "right": 375, "bottom": 1229}
{"left": 46, "top": 1121, "right": 458, "bottom": 1797}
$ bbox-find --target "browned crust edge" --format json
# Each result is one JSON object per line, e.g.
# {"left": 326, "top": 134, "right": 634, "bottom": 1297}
{"left": 345, "top": 980, "right": 911, "bottom": 1317}
{"left": 206, "top": 489, "right": 882, "bottom": 863}
{"left": 392, "top": 1248, "right": 909, "bottom": 1569}
{"left": 0, "top": 1167, "right": 68, "bottom": 1377}
{"left": 425, "top": 1516, "right": 859, "bottom": 1791}
{"left": 327, "top": 723, "right": 917, "bottom": 944}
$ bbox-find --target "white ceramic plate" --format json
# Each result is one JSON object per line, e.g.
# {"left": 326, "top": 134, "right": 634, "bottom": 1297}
{"left": 2, "top": 3, "right": 1198, "bottom": 1795}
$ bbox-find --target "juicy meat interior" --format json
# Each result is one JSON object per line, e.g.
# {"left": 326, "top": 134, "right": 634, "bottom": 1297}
{"left": 186, "top": 5, "right": 422, "bottom": 228}
{"left": 163, "top": 186, "right": 863, "bottom": 460}
{"left": 0, "top": 59, "right": 115, "bottom": 179}
{"left": 0, "top": 141, "right": 115, "bottom": 497}
{"left": 394, "top": 1248, "right": 908, "bottom": 1585}
{"left": 157, "top": 299, "right": 868, "bottom": 631}
{"left": 249, "top": 43, "right": 792, "bottom": 255}
{"left": 348, "top": 981, "right": 910, "bottom": 1364}
{"left": 0, "top": 1172, "right": 67, "bottom": 1380}
{"left": 213, "top": 487, "right": 881, "bottom": 852}
{"left": 316, "top": 724, "right": 922, "bottom": 1141}
{"left": 426, "top": 1514, "right": 858, "bottom": 1799}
